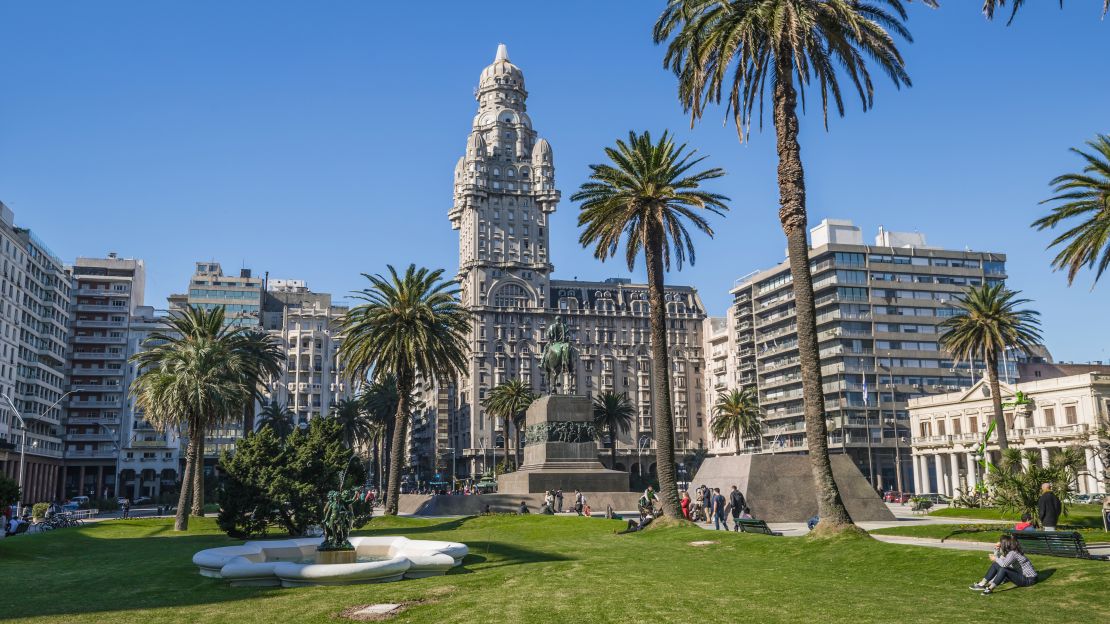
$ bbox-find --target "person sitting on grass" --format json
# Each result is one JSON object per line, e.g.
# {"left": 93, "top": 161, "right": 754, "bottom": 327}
{"left": 969, "top": 535, "right": 1038, "bottom": 595}
{"left": 620, "top": 511, "right": 654, "bottom": 534}
{"left": 518, "top": 501, "right": 530, "bottom": 515}
{"left": 1014, "top": 513, "right": 1035, "bottom": 532}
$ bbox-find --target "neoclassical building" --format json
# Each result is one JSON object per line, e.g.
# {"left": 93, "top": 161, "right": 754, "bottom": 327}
{"left": 418, "top": 45, "right": 708, "bottom": 484}
{"left": 909, "top": 368, "right": 1109, "bottom": 497}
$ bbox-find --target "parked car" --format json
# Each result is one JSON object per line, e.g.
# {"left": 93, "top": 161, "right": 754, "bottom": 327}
{"left": 914, "top": 493, "right": 950, "bottom": 505}
{"left": 132, "top": 496, "right": 151, "bottom": 506}
{"left": 70, "top": 496, "right": 90, "bottom": 508}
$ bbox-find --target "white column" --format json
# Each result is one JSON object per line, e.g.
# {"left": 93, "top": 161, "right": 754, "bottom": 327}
{"left": 950, "top": 453, "right": 961, "bottom": 496}
{"left": 913, "top": 454, "right": 924, "bottom": 495}
{"left": 933, "top": 454, "right": 945, "bottom": 495}
{"left": 966, "top": 452, "right": 978, "bottom": 491}
{"left": 1085, "top": 447, "right": 1098, "bottom": 495}
{"left": 1040, "top": 447, "right": 1050, "bottom": 468}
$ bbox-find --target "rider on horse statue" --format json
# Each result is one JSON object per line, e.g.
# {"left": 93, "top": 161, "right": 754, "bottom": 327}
{"left": 541, "top": 315, "right": 577, "bottom": 394}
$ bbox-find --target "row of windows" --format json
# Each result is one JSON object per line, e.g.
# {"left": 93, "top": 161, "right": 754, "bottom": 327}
{"left": 189, "top": 288, "right": 260, "bottom": 300}
{"left": 875, "top": 340, "right": 939, "bottom": 352}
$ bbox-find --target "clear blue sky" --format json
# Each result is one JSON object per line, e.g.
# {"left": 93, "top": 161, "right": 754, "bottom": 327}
{"left": 1, "top": 1, "right": 1107, "bottom": 362}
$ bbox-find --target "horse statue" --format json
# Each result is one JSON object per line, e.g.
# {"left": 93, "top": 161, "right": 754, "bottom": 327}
{"left": 541, "top": 315, "right": 577, "bottom": 394}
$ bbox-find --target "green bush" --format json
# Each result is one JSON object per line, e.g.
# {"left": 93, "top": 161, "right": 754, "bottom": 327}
{"left": 988, "top": 446, "right": 1084, "bottom": 527}
{"left": 32, "top": 502, "right": 50, "bottom": 519}
{"left": 0, "top": 475, "right": 19, "bottom": 509}
{"left": 96, "top": 497, "right": 119, "bottom": 512}
{"left": 217, "top": 419, "right": 368, "bottom": 538}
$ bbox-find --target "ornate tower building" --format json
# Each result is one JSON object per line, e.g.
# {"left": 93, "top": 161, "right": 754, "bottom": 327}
{"left": 407, "top": 45, "right": 708, "bottom": 486}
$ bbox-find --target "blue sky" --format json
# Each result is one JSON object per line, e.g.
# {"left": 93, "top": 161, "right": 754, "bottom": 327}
{"left": 1, "top": 1, "right": 1107, "bottom": 362}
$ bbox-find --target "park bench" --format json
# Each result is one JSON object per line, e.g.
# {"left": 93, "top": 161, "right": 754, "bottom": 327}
{"left": 1004, "top": 530, "right": 1109, "bottom": 560}
{"left": 736, "top": 518, "right": 783, "bottom": 536}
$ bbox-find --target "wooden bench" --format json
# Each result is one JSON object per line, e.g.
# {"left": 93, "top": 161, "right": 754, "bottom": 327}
{"left": 1005, "top": 530, "right": 1109, "bottom": 560}
{"left": 736, "top": 518, "right": 783, "bottom": 536}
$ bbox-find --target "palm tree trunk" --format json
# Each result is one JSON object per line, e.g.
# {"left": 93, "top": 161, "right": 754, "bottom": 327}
{"left": 986, "top": 351, "right": 1009, "bottom": 451}
{"left": 174, "top": 435, "right": 196, "bottom": 531}
{"left": 503, "top": 416, "right": 513, "bottom": 471}
{"left": 772, "top": 50, "right": 853, "bottom": 530}
{"left": 735, "top": 428, "right": 742, "bottom": 457}
{"left": 611, "top": 431, "right": 618, "bottom": 470}
{"left": 191, "top": 430, "right": 206, "bottom": 517}
{"left": 385, "top": 373, "right": 412, "bottom": 515}
{"left": 643, "top": 221, "right": 681, "bottom": 519}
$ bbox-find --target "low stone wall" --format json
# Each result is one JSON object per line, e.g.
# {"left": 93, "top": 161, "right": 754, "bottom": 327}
{"left": 398, "top": 492, "right": 643, "bottom": 516}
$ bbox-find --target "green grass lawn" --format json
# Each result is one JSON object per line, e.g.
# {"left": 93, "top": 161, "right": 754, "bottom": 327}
{"left": 3, "top": 515, "right": 1110, "bottom": 624}
{"left": 872, "top": 504, "right": 1110, "bottom": 544}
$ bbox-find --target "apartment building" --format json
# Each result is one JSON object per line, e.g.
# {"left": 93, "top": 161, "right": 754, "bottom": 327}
{"left": 0, "top": 202, "right": 71, "bottom": 505}
{"left": 261, "top": 280, "right": 350, "bottom": 428}
{"left": 719, "top": 219, "right": 1009, "bottom": 492}
{"left": 61, "top": 255, "right": 146, "bottom": 498}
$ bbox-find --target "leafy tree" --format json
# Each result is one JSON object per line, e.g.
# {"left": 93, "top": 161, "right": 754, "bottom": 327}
{"left": 257, "top": 399, "right": 296, "bottom": 440}
{"left": 711, "top": 388, "right": 763, "bottom": 456}
{"left": 1033, "top": 134, "right": 1110, "bottom": 287}
{"left": 218, "top": 418, "right": 367, "bottom": 537}
{"left": 131, "top": 306, "right": 283, "bottom": 529}
{"left": 573, "top": 130, "right": 727, "bottom": 520}
{"left": 339, "top": 265, "right": 469, "bottom": 515}
{"left": 988, "top": 447, "right": 1085, "bottom": 527}
{"left": 592, "top": 391, "right": 635, "bottom": 470}
{"left": 482, "top": 379, "right": 537, "bottom": 471}
{"left": 0, "top": 475, "right": 19, "bottom": 510}
{"left": 939, "top": 285, "right": 1042, "bottom": 450}
{"left": 978, "top": 0, "right": 1107, "bottom": 24}
{"left": 654, "top": 0, "right": 914, "bottom": 532}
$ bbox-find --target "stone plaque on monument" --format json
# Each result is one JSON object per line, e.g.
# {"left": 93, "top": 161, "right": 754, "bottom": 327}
{"left": 496, "top": 395, "right": 629, "bottom": 494}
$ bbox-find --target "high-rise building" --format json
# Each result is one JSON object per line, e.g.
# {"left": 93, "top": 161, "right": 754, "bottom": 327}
{"left": 0, "top": 202, "right": 71, "bottom": 504}
{"left": 261, "top": 280, "right": 350, "bottom": 428}
{"left": 426, "top": 46, "right": 708, "bottom": 485}
{"left": 714, "top": 219, "right": 1009, "bottom": 492}
{"left": 169, "top": 261, "right": 264, "bottom": 460}
{"left": 62, "top": 254, "right": 146, "bottom": 499}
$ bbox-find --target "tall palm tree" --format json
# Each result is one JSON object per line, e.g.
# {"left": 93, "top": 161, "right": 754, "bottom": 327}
{"left": 939, "top": 284, "right": 1042, "bottom": 451}
{"left": 655, "top": 0, "right": 914, "bottom": 531}
{"left": 572, "top": 130, "right": 728, "bottom": 519}
{"left": 592, "top": 391, "right": 635, "bottom": 470}
{"left": 339, "top": 265, "right": 469, "bottom": 515}
{"left": 132, "top": 304, "right": 284, "bottom": 517}
{"left": 130, "top": 306, "right": 280, "bottom": 530}
{"left": 257, "top": 399, "right": 296, "bottom": 440}
{"left": 481, "top": 379, "right": 537, "bottom": 471}
{"left": 1032, "top": 134, "right": 1110, "bottom": 287}
{"left": 711, "top": 388, "right": 763, "bottom": 456}
{"left": 330, "top": 397, "right": 374, "bottom": 454}
{"left": 361, "top": 375, "right": 400, "bottom": 492}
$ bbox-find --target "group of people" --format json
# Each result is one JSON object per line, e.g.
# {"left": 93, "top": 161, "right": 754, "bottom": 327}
{"left": 521, "top": 488, "right": 590, "bottom": 516}
{"left": 682, "top": 485, "right": 751, "bottom": 531}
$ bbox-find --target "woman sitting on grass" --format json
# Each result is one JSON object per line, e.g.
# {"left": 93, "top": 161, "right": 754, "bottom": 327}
{"left": 969, "top": 535, "right": 1038, "bottom": 595}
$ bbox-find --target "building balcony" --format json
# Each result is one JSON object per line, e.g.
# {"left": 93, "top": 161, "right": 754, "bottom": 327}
{"left": 1026, "top": 424, "right": 1089, "bottom": 440}
{"left": 71, "top": 351, "right": 126, "bottom": 361}
{"left": 73, "top": 335, "right": 127, "bottom": 345}
{"left": 66, "top": 415, "right": 121, "bottom": 426}
{"left": 75, "top": 303, "right": 126, "bottom": 313}
{"left": 129, "top": 439, "right": 173, "bottom": 448}
{"left": 72, "top": 319, "right": 127, "bottom": 329}
{"left": 66, "top": 448, "right": 119, "bottom": 459}
{"left": 70, "top": 368, "right": 125, "bottom": 377}
{"left": 70, "top": 399, "right": 123, "bottom": 409}
{"left": 65, "top": 432, "right": 116, "bottom": 442}
{"left": 75, "top": 287, "right": 130, "bottom": 298}
{"left": 68, "top": 383, "right": 123, "bottom": 393}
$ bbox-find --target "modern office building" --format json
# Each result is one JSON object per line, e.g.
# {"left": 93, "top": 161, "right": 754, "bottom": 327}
{"left": 0, "top": 202, "right": 72, "bottom": 505}
{"left": 61, "top": 255, "right": 146, "bottom": 499}
{"left": 424, "top": 45, "right": 708, "bottom": 485}
{"left": 909, "top": 366, "right": 1110, "bottom": 496}
{"left": 169, "top": 261, "right": 264, "bottom": 460}
{"left": 261, "top": 280, "right": 350, "bottom": 428}
{"left": 718, "top": 218, "right": 1009, "bottom": 492}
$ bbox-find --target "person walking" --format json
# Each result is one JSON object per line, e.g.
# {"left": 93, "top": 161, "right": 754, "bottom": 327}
{"left": 711, "top": 488, "right": 727, "bottom": 531}
{"left": 555, "top": 489, "right": 564, "bottom": 513}
{"left": 727, "top": 485, "right": 746, "bottom": 532}
{"left": 574, "top": 490, "right": 586, "bottom": 516}
{"left": 122, "top": 498, "right": 131, "bottom": 520}
{"left": 680, "top": 490, "right": 691, "bottom": 520}
{"left": 1036, "top": 483, "right": 1062, "bottom": 531}
{"left": 700, "top": 485, "right": 713, "bottom": 524}
{"left": 544, "top": 490, "right": 555, "bottom": 512}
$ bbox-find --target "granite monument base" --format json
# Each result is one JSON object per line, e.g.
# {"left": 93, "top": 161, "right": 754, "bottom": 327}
{"left": 497, "top": 395, "right": 630, "bottom": 495}
{"left": 690, "top": 454, "right": 894, "bottom": 522}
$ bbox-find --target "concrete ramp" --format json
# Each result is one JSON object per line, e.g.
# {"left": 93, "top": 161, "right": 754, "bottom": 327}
{"left": 398, "top": 492, "right": 642, "bottom": 516}
{"left": 690, "top": 454, "right": 893, "bottom": 522}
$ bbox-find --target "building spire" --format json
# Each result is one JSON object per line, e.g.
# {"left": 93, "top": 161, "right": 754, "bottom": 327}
{"left": 495, "top": 43, "right": 509, "bottom": 63}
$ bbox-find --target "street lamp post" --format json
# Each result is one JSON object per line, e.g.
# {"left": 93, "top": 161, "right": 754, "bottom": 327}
{"left": 2, "top": 390, "right": 78, "bottom": 515}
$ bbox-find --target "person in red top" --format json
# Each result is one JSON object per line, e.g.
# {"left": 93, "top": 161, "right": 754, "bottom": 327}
{"left": 1014, "top": 512, "right": 1035, "bottom": 531}
{"left": 680, "top": 491, "right": 691, "bottom": 520}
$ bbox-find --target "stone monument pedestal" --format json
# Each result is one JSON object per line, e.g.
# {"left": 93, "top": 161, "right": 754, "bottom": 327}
{"left": 497, "top": 395, "right": 629, "bottom": 494}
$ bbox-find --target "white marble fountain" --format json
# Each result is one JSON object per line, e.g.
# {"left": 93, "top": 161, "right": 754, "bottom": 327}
{"left": 193, "top": 535, "right": 468, "bottom": 587}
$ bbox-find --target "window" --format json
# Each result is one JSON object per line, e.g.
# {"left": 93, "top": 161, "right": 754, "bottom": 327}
{"left": 969, "top": 416, "right": 978, "bottom": 432}
{"left": 1043, "top": 408, "right": 1055, "bottom": 427}
{"left": 1064, "top": 405, "right": 1078, "bottom": 425}
{"left": 493, "top": 284, "right": 530, "bottom": 309}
